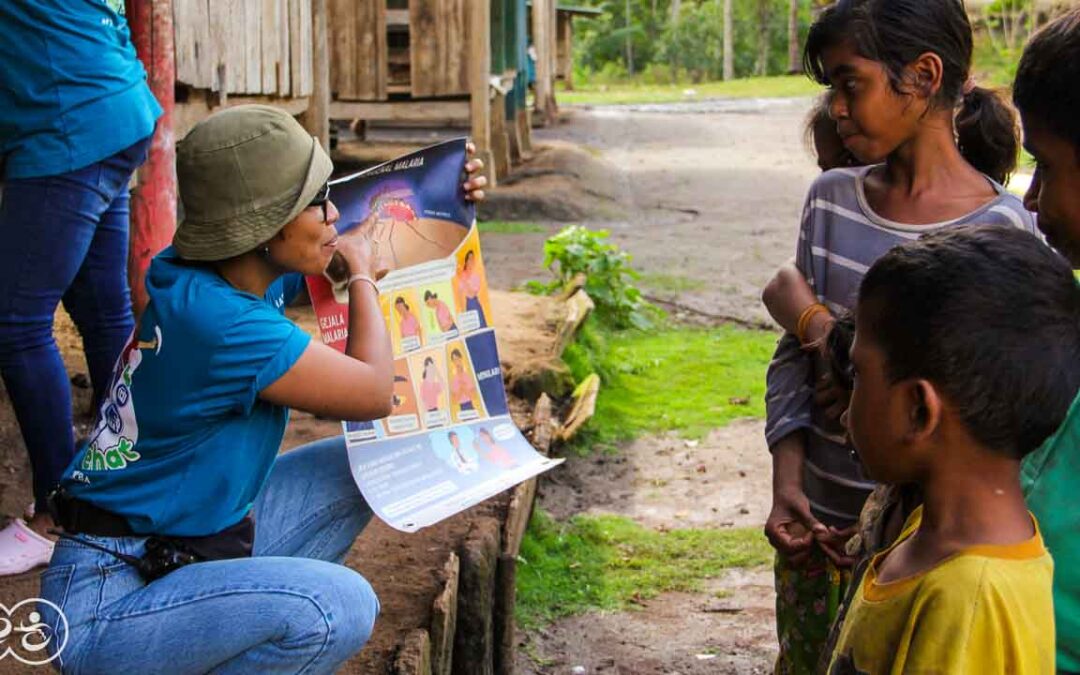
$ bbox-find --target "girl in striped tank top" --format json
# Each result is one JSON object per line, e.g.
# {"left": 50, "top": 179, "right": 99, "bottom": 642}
{"left": 758, "top": 2, "right": 1035, "bottom": 672}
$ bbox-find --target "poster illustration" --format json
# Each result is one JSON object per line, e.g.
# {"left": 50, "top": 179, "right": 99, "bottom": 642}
{"left": 306, "top": 139, "right": 561, "bottom": 532}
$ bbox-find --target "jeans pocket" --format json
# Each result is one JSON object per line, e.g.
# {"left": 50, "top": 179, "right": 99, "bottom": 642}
{"left": 96, "top": 561, "right": 144, "bottom": 618}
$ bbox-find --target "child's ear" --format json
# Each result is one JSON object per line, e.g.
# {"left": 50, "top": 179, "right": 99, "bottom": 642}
{"left": 907, "top": 379, "right": 943, "bottom": 441}
{"left": 907, "top": 52, "right": 944, "bottom": 100}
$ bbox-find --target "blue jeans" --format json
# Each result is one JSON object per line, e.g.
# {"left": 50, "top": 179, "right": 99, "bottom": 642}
{"left": 0, "top": 137, "right": 151, "bottom": 512}
{"left": 40, "top": 437, "right": 379, "bottom": 674}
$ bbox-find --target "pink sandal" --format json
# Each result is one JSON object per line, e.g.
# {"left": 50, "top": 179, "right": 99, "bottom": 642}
{"left": 0, "top": 518, "right": 54, "bottom": 575}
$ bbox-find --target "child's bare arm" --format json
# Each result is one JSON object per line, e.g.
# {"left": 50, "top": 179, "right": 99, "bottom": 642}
{"left": 762, "top": 262, "right": 832, "bottom": 345}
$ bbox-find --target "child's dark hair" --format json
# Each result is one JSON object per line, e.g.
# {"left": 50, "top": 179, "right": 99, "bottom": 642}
{"left": 424, "top": 290, "right": 436, "bottom": 301}
{"left": 804, "top": 0, "right": 1019, "bottom": 184}
{"left": 804, "top": 94, "right": 858, "bottom": 171}
{"left": 858, "top": 225, "right": 1080, "bottom": 459}
{"left": 1013, "top": 9, "right": 1080, "bottom": 155}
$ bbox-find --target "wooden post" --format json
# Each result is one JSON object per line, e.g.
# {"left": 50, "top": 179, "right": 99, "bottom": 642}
{"left": 490, "top": 88, "right": 512, "bottom": 181}
{"left": 558, "top": 12, "right": 574, "bottom": 90}
{"left": 300, "top": 0, "right": 330, "bottom": 150}
{"left": 531, "top": 0, "right": 554, "bottom": 125}
{"left": 126, "top": 0, "right": 177, "bottom": 316}
{"left": 470, "top": 0, "right": 495, "bottom": 187}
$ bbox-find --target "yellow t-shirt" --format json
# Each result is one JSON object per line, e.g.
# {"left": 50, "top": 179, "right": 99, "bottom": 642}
{"left": 828, "top": 507, "right": 1055, "bottom": 674}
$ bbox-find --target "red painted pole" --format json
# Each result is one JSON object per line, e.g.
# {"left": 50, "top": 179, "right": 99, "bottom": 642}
{"left": 125, "top": 0, "right": 177, "bottom": 316}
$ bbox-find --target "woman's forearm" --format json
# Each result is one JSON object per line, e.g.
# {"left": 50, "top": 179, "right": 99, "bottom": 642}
{"left": 345, "top": 280, "right": 393, "bottom": 382}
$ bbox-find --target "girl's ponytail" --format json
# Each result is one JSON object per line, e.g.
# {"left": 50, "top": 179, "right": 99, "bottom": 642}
{"left": 955, "top": 86, "right": 1020, "bottom": 186}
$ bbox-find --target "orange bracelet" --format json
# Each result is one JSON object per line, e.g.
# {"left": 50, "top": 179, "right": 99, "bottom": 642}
{"left": 796, "top": 303, "right": 830, "bottom": 345}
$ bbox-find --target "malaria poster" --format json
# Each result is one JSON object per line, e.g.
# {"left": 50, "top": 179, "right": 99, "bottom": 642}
{"left": 306, "top": 139, "right": 562, "bottom": 533}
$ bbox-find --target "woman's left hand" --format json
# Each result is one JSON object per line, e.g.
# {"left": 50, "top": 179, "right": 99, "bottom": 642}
{"left": 464, "top": 142, "right": 487, "bottom": 202}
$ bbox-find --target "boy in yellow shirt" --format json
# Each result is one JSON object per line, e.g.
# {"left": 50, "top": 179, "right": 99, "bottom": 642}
{"left": 827, "top": 225, "right": 1078, "bottom": 673}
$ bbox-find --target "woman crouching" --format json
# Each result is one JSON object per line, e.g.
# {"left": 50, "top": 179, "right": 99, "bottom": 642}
{"left": 38, "top": 105, "right": 485, "bottom": 673}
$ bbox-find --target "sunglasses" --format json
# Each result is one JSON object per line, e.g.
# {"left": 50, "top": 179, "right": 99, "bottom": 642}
{"left": 309, "top": 183, "right": 331, "bottom": 222}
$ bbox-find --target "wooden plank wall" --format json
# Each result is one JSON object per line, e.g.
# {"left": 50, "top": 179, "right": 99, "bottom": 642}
{"left": 330, "top": 0, "right": 388, "bottom": 100}
{"left": 411, "top": 0, "right": 470, "bottom": 98}
{"left": 174, "top": 0, "right": 313, "bottom": 97}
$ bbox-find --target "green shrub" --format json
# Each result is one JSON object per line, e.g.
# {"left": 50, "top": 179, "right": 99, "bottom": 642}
{"left": 526, "top": 225, "right": 656, "bottom": 330}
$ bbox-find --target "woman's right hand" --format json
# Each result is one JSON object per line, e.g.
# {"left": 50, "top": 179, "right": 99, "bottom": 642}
{"left": 335, "top": 232, "right": 381, "bottom": 280}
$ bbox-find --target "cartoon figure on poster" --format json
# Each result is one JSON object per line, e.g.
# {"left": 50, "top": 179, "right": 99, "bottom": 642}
{"left": 474, "top": 426, "right": 517, "bottom": 469}
{"left": 431, "top": 427, "right": 479, "bottom": 475}
{"left": 421, "top": 282, "right": 458, "bottom": 342}
{"left": 454, "top": 236, "right": 492, "bottom": 332}
{"left": 388, "top": 290, "right": 424, "bottom": 353}
{"left": 410, "top": 352, "right": 449, "bottom": 428}
{"left": 387, "top": 359, "right": 421, "bottom": 434}
{"left": 336, "top": 183, "right": 470, "bottom": 274}
{"left": 447, "top": 343, "right": 484, "bottom": 423}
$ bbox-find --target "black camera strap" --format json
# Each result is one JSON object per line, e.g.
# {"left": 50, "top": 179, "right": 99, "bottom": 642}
{"left": 48, "top": 530, "right": 144, "bottom": 568}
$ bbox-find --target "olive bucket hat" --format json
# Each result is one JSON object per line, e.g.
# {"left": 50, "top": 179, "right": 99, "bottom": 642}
{"left": 173, "top": 104, "right": 333, "bottom": 261}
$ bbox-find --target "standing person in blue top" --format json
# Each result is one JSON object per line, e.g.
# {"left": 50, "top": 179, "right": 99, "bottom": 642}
{"left": 0, "top": 0, "right": 161, "bottom": 574}
{"left": 38, "top": 105, "right": 487, "bottom": 673}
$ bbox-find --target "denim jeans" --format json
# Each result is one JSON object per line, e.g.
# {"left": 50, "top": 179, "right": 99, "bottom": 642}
{"left": 0, "top": 136, "right": 151, "bottom": 512}
{"left": 40, "top": 436, "right": 380, "bottom": 674}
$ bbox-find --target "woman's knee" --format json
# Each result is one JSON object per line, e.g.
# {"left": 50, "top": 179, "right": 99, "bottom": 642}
{"left": 0, "top": 315, "right": 55, "bottom": 357}
{"left": 318, "top": 565, "right": 380, "bottom": 655}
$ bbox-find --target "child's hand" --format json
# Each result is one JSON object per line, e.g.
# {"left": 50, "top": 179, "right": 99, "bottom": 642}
{"left": 464, "top": 142, "right": 487, "bottom": 202}
{"left": 815, "top": 524, "right": 858, "bottom": 568}
{"left": 765, "top": 486, "right": 828, "bottom": 567}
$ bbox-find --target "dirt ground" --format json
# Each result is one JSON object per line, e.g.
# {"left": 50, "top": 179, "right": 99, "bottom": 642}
{"left": 478, "top": 99, "right": 824, "bottom": 675}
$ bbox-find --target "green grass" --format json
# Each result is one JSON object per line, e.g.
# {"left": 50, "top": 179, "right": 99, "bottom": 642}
{"left": 638, "top": 273, "right": 707, "bottom": 294}
{"left": 562, "top": 320, "right": 776, "bottom": 449}
{"left": 516, "top": 509, "right": 772, "bottom": 629}
{"left": 477, "top": 220, "right": 549, "bottom": 235}
{"left": 558, "top": 74, "right": 821, "bottom": 106}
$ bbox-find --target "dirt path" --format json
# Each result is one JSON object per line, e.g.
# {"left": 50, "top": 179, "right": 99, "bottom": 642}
{"left": 481, "top": 98, "right": 819, "bottom": 325}
{"left": 480, "top": 99, "right": 825, "bottom": 674}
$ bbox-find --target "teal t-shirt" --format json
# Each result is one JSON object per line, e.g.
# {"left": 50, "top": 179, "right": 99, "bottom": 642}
{"left": 0, "top": 0, "right": 162, "bottom": 178}
{"left": 1023, "top": 391, "right": 1080, "bottom": 671}
{"left": 61, "top": 249, "right": 310, "bottom": 537}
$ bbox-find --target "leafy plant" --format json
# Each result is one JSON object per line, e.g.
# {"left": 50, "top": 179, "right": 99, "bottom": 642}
{"left": 527, "top": 225, "right": 655, "bottom": 329}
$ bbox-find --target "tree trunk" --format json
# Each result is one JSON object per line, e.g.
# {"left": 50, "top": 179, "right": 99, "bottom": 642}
{"left": 670, "top": 0, "right": 681, "bottom": 75}
{"left": 625, "top": 0, "right": 634, "bottom": 75}
{"left": 756, "top": 0, "right": 770, "bottom": 77}
{"left": 723, "top": 0, "right": 734, "bottom": 80}
{"left": 788, "top": 0, "right": 800, "bottom": 74}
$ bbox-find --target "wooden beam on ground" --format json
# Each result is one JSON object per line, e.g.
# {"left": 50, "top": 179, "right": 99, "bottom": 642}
{"left": 393, "top": 629, "right": 433, "bottom": 675}
{"left": 430, "top": 553, "right": 460, "bottom": 675}
{"left": 492, "top": 553, "right": 519, "bottom": 675}
{"left": 469, "top": 0, "right": 495, "bottom": 187}
{"left": 453, "top": 518, "right": 501, "bottom": 675}
{"left": 557, "top": 373, "right": 600, "bottom": 443}
{"left": 552, "top": 289, "right": 595, "bottom": 357}
{"left": 298, "top": 0, "right": 329, "bottom": 150}
{"left": 327, "top": 99, "right": 470, "bottom": 122}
